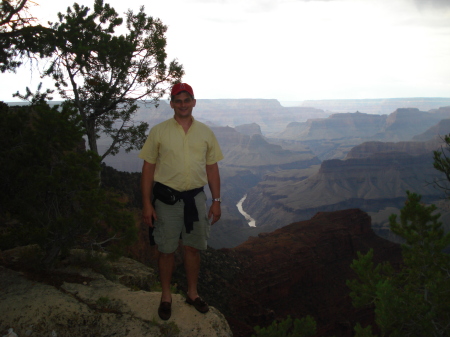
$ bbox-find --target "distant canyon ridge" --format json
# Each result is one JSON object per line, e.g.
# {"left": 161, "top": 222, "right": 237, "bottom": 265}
{"left": 96, "top": 97, "right": 450, "bottom": 249}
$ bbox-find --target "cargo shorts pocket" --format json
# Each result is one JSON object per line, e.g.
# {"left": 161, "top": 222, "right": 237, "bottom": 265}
{"left": 153, "top": 200, "right": 183, "bottom": 254}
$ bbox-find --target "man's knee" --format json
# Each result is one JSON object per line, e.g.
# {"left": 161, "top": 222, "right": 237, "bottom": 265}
{"left": 184, "top": 245, "right": 199, "bottom": 254}
{"left": 159, "top": 251, "right": 175, "bottom": 259}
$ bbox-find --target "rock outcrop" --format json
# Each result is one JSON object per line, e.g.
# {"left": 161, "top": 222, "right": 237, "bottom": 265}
{"left": 277, "top": 112, "right": 387, "bottom": 141}
{"left": 373, "top": 108, "right": 444, "bottom": 141}
{"left": 412, "top": 118, "right": 450, "bottom": 142}
{"left": 235, "top": 123, "right": 262, "bottom": 136}
{"left": 213, "top": 127, "right": 320, "bottom": 170}
{"left": 0, "top": 248, "right": 232, "bottom": 337}
{"left": 222, "top": 209, "right": 402, "bottom": 336}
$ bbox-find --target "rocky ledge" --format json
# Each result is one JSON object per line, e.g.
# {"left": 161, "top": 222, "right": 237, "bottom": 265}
{"left": 0, "top": 247, "right": 232, "bottom": 337}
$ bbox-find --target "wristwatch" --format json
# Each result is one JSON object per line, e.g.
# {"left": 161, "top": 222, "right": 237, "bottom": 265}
{"left": 213, "top": 198, "right": 222, "bottom": 203}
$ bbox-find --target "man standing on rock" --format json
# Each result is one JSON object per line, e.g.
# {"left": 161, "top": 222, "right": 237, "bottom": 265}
{"left": 139, "top": 83, "right": 223, "bottom": 320}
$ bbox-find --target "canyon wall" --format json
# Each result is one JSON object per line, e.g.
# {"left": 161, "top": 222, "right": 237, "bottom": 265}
{"left": 243, "top": 139, "right": 445, "bottom": 233}
{"left": 166, "top": 208, "right": 402, "bottom": 336}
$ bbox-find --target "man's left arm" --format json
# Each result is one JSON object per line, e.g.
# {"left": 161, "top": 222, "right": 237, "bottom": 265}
{"left": 206, "top": 162, "right": 221, "bottom": 225}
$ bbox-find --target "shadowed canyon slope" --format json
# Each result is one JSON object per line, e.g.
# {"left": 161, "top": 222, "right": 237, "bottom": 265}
{"left": 206, "top": 126, "right": 321, "bottom": 249}
{"left": 218, "top": 209, "right": 403, "bottom": 336}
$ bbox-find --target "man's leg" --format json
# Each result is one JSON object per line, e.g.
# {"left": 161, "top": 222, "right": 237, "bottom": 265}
{"left": 181, "top": 192, "right": 209, "bottom": 313}
{"left": 184, "top": 245, "right": 209, "bottom": 313}
{"left": 184, "top": 245, "right": 200, "bottom": 300}
{"left": 153, "top": 199, "right": 183, "bottom": 304}
{"left": 159, "top": 252, "right": 175, "bottom": 303}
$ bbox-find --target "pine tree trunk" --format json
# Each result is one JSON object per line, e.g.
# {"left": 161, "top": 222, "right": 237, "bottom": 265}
{"left": 85, "top": 119, "right": 99, "bottom": 156}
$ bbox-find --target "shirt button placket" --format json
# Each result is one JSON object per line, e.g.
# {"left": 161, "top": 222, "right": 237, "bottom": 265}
{"left": 184, "top": 134, "right": 190, "bottom": 190}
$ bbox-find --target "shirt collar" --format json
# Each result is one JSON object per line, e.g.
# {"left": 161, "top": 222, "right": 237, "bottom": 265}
{"left": 172, "top": 115, "right": 195, "bottom": 126}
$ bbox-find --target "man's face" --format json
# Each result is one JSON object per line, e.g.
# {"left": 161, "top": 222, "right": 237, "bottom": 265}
{"left": 170, "top": 92, "right": 196, "bottom": 119}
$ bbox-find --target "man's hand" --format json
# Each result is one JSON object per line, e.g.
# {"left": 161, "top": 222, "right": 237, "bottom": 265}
{"left": 206, "top": 162, "right": 221, "bottom": 225}
{"left": 142, "top": 203, "right": 158, "bottom": 227}
{"left": 208, "top": 201, "right": 221, "bottom": 225}
{"left": 141, "top": 161, "right": 157, "bottom": 227}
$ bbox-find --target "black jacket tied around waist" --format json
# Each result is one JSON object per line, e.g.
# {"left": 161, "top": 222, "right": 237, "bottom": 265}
{"left": 152, "top": 182, "right": 204, "bottom": 233}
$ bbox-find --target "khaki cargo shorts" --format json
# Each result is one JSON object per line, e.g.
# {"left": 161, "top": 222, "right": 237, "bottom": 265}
{"left": 152, "top": 191, "right": 210, "bottom": 254}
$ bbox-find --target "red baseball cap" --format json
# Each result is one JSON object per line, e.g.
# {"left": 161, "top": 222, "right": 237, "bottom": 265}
{"left": 171, "top": 83, "right": 194, "bottom": 97}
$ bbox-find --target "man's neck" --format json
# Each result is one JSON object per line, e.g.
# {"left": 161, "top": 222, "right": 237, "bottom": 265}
{"left": 174, "top": 115, "right": 193, "bottom": 133}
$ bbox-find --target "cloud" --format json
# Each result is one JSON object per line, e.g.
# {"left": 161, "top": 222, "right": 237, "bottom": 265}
{"left": 188, "top": 0, "right": 337, "bottom": 14}
{"left": 413, "top": 0, "right": 450, "bottom": 10}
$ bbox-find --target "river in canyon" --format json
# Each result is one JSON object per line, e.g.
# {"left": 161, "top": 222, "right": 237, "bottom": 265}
{"left": 236, "top": 194, "right": 256, "bottom": 227}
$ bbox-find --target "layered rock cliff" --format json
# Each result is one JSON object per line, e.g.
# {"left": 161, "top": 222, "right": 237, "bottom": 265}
{"left": 345, "top": 139, "right": 441, "bottom": 159}
{"left": 373, "top": 108, "right": 446, "bottom": 141}
{"left": 208, "top": 126, "right": 321, "bottom": 248}
{"left": 243, "top": 139, "right": 445, "bottom": 231}
{"left": 272, "top": 107, "right": 450, "bottom": 160}
{"left": 412, "top": 118, "right": 450, "bottom": 142}
{"left": 220, "top": 209, "right": 403, "bottom": 336}
{"left": 275, "top": 108, "right": 450, "bottom": 143}
{"left": 213, "top": 126, "right": 319, "bottom": 170}
{"left": 277, "top": 112, "right": 387, "bottom": 141}
{"left": 299, "top": 97, "right": 450, "bottom": 114}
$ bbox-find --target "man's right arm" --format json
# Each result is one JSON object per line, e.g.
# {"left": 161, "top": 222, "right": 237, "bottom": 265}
{"left": 141, "top": 160, "right": 157, "bottom": 227}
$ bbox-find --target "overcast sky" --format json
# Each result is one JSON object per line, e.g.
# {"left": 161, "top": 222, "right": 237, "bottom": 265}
{"left": 1, "top": 0, "right": 450, "bottom": 102}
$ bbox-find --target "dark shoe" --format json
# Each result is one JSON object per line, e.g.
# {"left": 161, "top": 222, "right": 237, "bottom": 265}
{"left": 186, "top": 296, "right": 209, "bottom": 313}
{"left": 158, "top": 301, "right": 172, "bottom": 320}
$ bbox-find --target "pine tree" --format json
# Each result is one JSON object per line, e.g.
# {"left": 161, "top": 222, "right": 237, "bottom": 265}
{"left": 0, "top": 0, "right": 54, "bottom": 72}
{"left": 44, "top": 0, "right": 183, "bottom": 161}
{"left": 433, "top": 134, "right": 450, "bottom": 197}
{"left": 347, "top": 191, "right": 450, "bottom": 337}
{"left": 0, "top": 94, "right": 137, "bottom": 267}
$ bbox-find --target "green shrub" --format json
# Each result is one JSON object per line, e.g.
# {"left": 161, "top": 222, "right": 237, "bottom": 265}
{"left": 0, "top": 100, "right": 137, "bottom": 267}
{"left": 252, "top": 315, "right": 317, "bottom": 337}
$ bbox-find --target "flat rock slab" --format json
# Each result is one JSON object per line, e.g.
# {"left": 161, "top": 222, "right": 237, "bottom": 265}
{"left": 0, "top": 266, "right": 232, "bottom": 337}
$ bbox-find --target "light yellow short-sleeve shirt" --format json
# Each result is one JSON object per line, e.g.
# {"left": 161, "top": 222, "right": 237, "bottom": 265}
{"left": 139, "top": 117, "right": 224, "bottom": 191}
